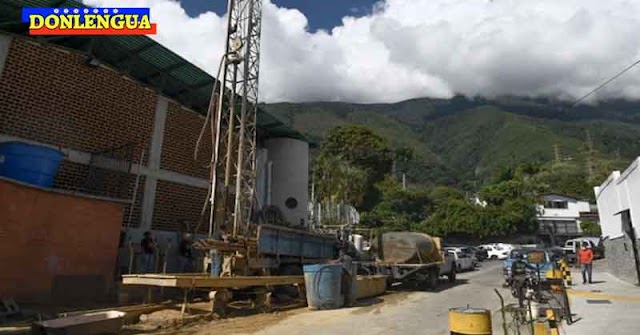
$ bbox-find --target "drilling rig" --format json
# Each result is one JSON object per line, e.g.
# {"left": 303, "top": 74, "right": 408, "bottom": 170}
{"left": 208, "top": 0, "right": 262, "bottom": 239}
{"left": 195, "top": 0, "right": 337, "bottom": 276}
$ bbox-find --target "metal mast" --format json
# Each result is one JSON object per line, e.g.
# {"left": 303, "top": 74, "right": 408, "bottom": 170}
{"left": 209, "top": 0, "right": 263, "bottom": 238}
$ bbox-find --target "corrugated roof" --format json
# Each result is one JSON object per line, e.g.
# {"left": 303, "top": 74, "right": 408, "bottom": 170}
{"left": 0, "top": 0, "right": 309, "bottom": 142}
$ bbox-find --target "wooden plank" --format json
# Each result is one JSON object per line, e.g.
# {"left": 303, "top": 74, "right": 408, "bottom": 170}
{"left": 122, "top": 276, "right": 179, "bottom": 287}
{"left": 122, "top": 275, "right": 304, "bottom": 289}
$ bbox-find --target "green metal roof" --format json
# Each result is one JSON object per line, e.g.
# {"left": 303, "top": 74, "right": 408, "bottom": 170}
{"left": 0, "top": 0, "right": 309, "bottom": 142}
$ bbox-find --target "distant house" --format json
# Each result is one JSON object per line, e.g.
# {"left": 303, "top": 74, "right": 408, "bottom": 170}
{"left": 471, "top": 195, "right": 488, "bottom": 207}
{"left": 536, "top": 194, "right": 593, "bottom": 245}
{"left": 594, "top": 158, "right": 640, "bottom": 285}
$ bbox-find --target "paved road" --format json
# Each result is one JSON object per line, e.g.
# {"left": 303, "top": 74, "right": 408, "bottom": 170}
{"left": 564, "top": 264, "right": 640, "bottom": 335}
{"left": 251, "top": 261, "right": 509, "bottom": 335}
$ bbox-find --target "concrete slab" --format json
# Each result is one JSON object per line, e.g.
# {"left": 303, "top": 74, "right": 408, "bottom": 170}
{"left": 563, "top": 263, "right": 640, "bottom": 335}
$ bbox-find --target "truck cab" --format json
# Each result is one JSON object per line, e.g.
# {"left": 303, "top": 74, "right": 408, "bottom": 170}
{"left": 444, "top": 247, "right": 476, "bottom": 272}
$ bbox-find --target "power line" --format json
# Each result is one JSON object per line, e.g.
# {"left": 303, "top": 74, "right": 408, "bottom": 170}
{"left": 571, "top": 58, "right": 640, "bottom": 107}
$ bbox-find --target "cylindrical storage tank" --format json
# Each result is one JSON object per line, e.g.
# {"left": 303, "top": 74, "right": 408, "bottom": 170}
{"left": 352, "top": 234, "right": 364, "bottom": 252}
{"left": 303, "top": 264, "right": 343, "bottom": 310}
{"left": 265, "top": 138, "right": 309, "bottom": 228}
{"left": 0, "top": 141, "right": 64, "bottom": 188}
{"left": 381, "top": 232, "right": 442, "bottom": 264}
{"left": 448, "top": 307, "right": 492, "bottom": 335}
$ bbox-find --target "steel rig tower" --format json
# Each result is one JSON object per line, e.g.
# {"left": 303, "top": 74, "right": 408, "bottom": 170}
{"left": 209, "top": 0, "right": 263, "bottom": 238}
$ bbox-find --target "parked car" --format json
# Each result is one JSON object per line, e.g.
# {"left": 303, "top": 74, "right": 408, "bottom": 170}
{"left": 478, "top": 244, "right": 510, "bottom": 260}
{"left": 472, "top": 246, "right": 488, "bottom": 262}
{"left": 502, "top": 248, "right": 562, "bottom": 283}
{"left": 445, "top": 247, "right": 476, "bottom": 272}
{"left": 563, "top": 237, "right": 605, "bottom": 264}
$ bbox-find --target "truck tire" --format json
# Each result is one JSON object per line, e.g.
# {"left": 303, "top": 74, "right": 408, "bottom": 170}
{"left": 427, "top": 268, "right": 438, "bottom": 290}
{"left": 448, "top": 267, "right": 457, "bottom": 283}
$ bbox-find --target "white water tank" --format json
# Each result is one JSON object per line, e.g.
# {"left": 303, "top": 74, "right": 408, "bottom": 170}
{"left": 265, "top": 138, "right": 309, "bottom": 227}
{"left": 351, "top": 234, "right": 364, "bottom": 252}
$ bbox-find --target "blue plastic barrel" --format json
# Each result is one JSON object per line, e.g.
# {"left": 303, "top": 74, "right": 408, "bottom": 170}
{"left": 303, "top": 264, "right": 344, "bottom": 310}
{"left": 0, "top": 141, "right": 64, "bottom": 188}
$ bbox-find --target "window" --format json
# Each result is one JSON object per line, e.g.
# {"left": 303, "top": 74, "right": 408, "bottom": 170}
{"left": 544, "top": 200, "right": 568, "bottom": 209}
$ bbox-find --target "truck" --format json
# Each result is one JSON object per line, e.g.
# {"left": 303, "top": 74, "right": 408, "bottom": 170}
{"left": 358, "top": 232, "right": 457, "bottom": 290}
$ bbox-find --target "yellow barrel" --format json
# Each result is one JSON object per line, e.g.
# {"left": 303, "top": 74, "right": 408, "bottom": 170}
{"left": 533, "top": 320, "right": 551, "bottom": 335}
{"left": 449, "top": 307, "right": 492, "bottom": 335}
{"left": 546, "top": 309, "right": 560, "bottom": 335}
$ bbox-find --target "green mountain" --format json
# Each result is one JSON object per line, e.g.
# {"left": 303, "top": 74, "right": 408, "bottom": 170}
{"left": 262, "top": 96, "right": 640, "bottom": 188}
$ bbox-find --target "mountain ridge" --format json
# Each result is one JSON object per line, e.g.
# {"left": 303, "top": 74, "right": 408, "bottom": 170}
{"left": 262, "top": 96, "right": 640, "bottom": 187}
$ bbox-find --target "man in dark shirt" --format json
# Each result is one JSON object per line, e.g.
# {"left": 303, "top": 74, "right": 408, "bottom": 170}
{"left": 178, "top": 232, "right": 194, "bottom": 273}
{"left": 140, "top": 231, "right": 155, "bottom": 273}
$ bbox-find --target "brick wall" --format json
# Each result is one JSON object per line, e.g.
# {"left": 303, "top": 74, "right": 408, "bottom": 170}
{"left": 0, "top": 179, "right": 123, "bottom": 303}
{"left": 0, "top": 39, "right": 156, "bottom": 153}
{"left": 161, "top": 102, "right": 213, "bottom": 179}
{"left": 153, "top": 180, "right": 210, "bottom": 233}
{"left": 0, "top": 37, "right": 214, "bottom": 232}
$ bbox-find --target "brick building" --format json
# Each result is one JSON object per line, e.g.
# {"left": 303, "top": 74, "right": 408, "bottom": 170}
{"left": 0, "top": 2, "right": 310, "bottom": 272}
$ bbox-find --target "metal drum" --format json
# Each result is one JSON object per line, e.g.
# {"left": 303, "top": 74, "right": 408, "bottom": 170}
{"left": 448, "top": 307, "right": 492, "bottom": 335}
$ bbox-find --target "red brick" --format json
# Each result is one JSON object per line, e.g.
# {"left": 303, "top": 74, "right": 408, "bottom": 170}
{"left": 0, "top": 38, "right": 214, "bottom": 231}
{"left": 0, "top": 179, "right": 123, "bottom": 303}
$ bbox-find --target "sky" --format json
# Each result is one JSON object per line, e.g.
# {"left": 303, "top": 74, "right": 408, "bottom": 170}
{"left": 179, "top": 0, "right": 379, "bottom": 32}
{"left": 82, "top": 0, "right": 640, "bottom": 104}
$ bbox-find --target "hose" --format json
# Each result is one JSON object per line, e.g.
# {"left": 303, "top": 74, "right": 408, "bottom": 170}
{"left": 194, "top": 53, "right": 227, "bottom": 162}
{"left": 192, "top": 53, "right": 227, "bottom": 235}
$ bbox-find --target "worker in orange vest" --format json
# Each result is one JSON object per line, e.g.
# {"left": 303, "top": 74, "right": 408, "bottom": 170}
{"left": 578, "top": 242, "right": 594, "bottom": 284}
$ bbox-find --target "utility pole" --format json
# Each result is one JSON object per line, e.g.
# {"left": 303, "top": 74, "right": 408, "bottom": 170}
{"left": 585, "top": 129, "right": 595, "bottom": 182}
{"left": 402, "top": 173, "right": 406, "bottom": 190}
{"left": 553, "top": 144, "right": 561, "bottom": 164}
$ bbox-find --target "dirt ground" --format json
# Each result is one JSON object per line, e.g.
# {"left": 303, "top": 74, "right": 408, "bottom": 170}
{"left": 122, "top": 292, "right": 413, "bottom": 335}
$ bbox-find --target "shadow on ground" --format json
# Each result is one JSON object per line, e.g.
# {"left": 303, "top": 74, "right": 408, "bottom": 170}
{"left": 389, "top": 279, "right": 470, "bottom": 293}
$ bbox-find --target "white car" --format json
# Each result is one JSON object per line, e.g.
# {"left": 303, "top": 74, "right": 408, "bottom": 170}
{"left": 478, "top": 244, "right": 510, "bottom": 260}
{"left": 445, "top": 248, "right": 476, "bottom": 272}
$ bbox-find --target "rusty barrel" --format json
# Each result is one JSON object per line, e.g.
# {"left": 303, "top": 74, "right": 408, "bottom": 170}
{"left": 448, "top": 307, "right": 492, "bottom": 335}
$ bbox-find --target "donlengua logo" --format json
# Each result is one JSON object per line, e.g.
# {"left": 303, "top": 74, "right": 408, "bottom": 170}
{"left": 21, "top": 7, "right": 157, "bottom": 35}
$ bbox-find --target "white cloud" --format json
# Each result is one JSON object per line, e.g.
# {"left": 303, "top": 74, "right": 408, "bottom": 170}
{"left": 84, "top": 0, "right": 640, "bottom": 104}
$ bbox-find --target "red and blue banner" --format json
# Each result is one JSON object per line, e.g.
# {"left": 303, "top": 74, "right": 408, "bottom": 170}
{"left": 21, "top": 7, "right": 157, "bottom": 35}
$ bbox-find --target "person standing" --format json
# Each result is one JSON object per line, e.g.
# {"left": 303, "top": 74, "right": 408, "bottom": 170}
{"left": 209, "top": 224, "right": 227, "bottom": 277}
{"left": 178, "top": 232, "right": 194, "bottom": 273}
{"left": 140, "top": 231, "right": 156, "bottom": 273}
{"left": 578, "top": 242, "right": 594, "bottom": 284}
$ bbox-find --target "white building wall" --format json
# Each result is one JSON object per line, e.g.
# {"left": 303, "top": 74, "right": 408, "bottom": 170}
{"left": 621, "top": 161, "right": 640, "bottom": 237}
{"left": 265, "top": 138, "right": 309, "bottom": 228}
{"left": 594, "top": 158, "right": 640, "bottom": 239}
{"left": 595, "top": 171, "right": 623, "bottom": 238}
{"left": 537, "top": 195, "right": 591, "bottom": 220}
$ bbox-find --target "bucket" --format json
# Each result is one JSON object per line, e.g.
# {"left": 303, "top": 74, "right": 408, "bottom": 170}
{"left": 303, "top": 264, "right": 343, "bottom": 310}
{"left": 0, "top": 141, "right": 64, "bottom": 188}
{"left": 448, "top": 307, "right": 492, "bottom": 335}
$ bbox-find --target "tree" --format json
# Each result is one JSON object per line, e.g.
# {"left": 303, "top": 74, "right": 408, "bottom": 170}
{"left": 316, "top": 125, "right": 394, "bottom": 210}
{"left": 361, "top": 178, "right": 431, "bottom": 231}
{"left": 314, "top": 155, "right": 368, "bottom": 208}
{"left": 581, "top": 220, "right": 602, "bottom": 237}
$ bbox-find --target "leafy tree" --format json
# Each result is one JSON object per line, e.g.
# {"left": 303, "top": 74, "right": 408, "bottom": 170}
{"left": 580, "top": 220, "right": 602, "bottom": 236}
{"left": 361, "top": 178, "right": 431, "bottom": 231}
{"left": 316, "top": 125, "right": 394, "bottom": 210}
{"left": 314, "top": 155, "right": 368, "bottom": 208}
{"left": 429, "top": 186, "right": 465, "bottom": 207}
